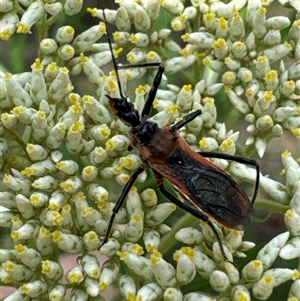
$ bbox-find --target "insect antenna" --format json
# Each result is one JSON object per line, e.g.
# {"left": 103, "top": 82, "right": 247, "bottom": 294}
{"left": 100, "top": 0, "right": 125, "bottom": 99}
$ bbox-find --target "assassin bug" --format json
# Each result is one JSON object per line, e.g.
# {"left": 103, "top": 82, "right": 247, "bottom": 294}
{"left": 99, "top": 0, "right": 260, "bottom": 261}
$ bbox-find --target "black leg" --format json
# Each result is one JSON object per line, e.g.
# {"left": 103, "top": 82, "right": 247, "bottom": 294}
{"left": 199, "top": 152, "right": 260, "bottom": 205}
{"left": 100, "top": 167, "right": 144, "bottom": 247}
{"left": 156, "top": 177, "right": 230, "bottom": 262}
{"left": 170, "top": 110, "right": 202, "bottom": 132}
{"left": 140, "top": 63, "right": 164, "bottom": 120}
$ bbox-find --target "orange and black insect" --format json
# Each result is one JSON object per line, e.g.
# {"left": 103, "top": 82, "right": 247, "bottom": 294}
{"left": 99, "top": 0, "right": 260, "bottom": 261}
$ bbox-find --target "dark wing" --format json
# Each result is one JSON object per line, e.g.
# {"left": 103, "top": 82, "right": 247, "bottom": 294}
{"left": 151, "top": 146, "right": 253, "bottom": 230}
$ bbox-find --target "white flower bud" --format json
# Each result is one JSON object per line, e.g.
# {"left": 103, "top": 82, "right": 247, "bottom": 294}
{"left": 21, "top": 280, "right": 47, "bottom": 298}
{"left": 175, "top": 252, "right": 196, "bottom": 284}
{"left": 117, "top": 250, "right": 154, "bottom": 279}
{"left": 256, "top": 115, "right": 274, "bottom": 131}
{"left": 106, "top": 135, "right": 130, "bottom": 155}
{"left": 2, "top": 261, "right": 33, "bottom": 282}
{"left": 224, "top": 57, "right": 241, "bottom": 72}
{"left": 82, "top": 165, "right": 98, "bottom": 182}
{"left": 279, "top": 236, "right": 300, "bottom": 260}
{"left": 164, "top": 287, "right": 183, "bottom": 301}
{"left": 128, "top": 283, "right": 161, "bottom": 301}
{"left": 17, "top": 0, "right": 44, "bottom": 34}
{"left": 230, "top": 15, "right": 245, "bottom": 41}
{"left": 58, "top": 44, "right": 75, "bottom": 60}
{"left": 88, "top": 145, "right": 108, "bottom": 166}
{"left": 120, "top": 154, "right": 141, "bottom": 171}
{"left": 273, "top": 106, "right": 296, "bottom": 122}
{"left": 226, "top": 89, "right": 250, "bottom": 114}
{"left": 115, "top": 7, "right": 131, "bottom": 31}
{"left": 56, "top": 26, "right": 74, "bottom": 43}
{"left": 15, "top": 194, "right": 35, "bottom": 219}
{"left": 83, "top": 231, "right": 101, "bottom": 251}
{"left": 64, "top": 0, "right": 83, "bottom": 15}
{"left": 161, "top": 0, "right": 184, "bottom": 14}
{"left": 140, "top": 188, "right": 158, "bottom": 208}
{"left": 185, "top": 248, "right": 216, "bottom": 278}
{"left": 73, "top": 22, "right": 106, "bottom": 52}
{"left": 119, "top": 275, "right": 136, "bottom": 301}
{"left": 209, "top": 270, "right": 230, "bottom": 292}
{"left": 183, "top": 292, "right": 213, "bottom": 301}
{"left": 124, "top": 212, "right": 144, "bottom": 242}
{"left": 242, "top": 260, "right": 263, "bottom": 282}
{"left": 80, "top": 54, "right": 104, "bottom": 87}
{"left": 0, "top": 12, "right": 18, "bottom": 40}
{"left": 36, "top": 226, "right": 54, "bottom": 257}
{"left": 45, "top": 2, "right": 63, "bottom": 16}
{"left": 224, "top": 261, "right": 240, "bottom": 284}
{"left": 145, "top": 203, "right": 176, "bottom": 227}
{"left": 262, "top": 42, "right": 293, "bottom": 63}
{"left": 0, "top": 0, "right": 13, "bottom": 13}
{"left": 1, "top": 112, "right": 17, "bottom": 129}
{"left": 84, "top": 276, "right": 100, "bottom": 297}
{"left": 266, "top": 16, "right": 291, "bottom": 30}
{"left": 263, "top": 29, "right": 281, "bottom": 46}
{"left": 6, "top": 74, "right": 32, "bottom": 104}
{"left": 26, "top": 143, "right": 47, "bottom": 161}
{"left": 99, "top": 259, "right": 120, "bottom": 291}
{"left": 257, "top": 231, "right": 290, "bottom": 268}
{"left": 53, "top": 231, "right": 83, "bottom": 253}
{"left": 252, "top": 7, "right": 267, "bottom": 39}
{"left": 289, "top": 279, "right": 300, "bottom": 300}
{"left": 14, "top": 244, "right": 41, "bottom": 269}
{"left": 231, "top": 41, "right": 247, "bottom": 59}
{"left": 66, "top": 266, "right": 84, "bottom": 284}
{"left": 284, "top": 209, "right": 300, "bottom": 236}
{"left": 40, "top": 38, "right": 58, "bottom": 55}
{"left": 259, "top": 175, "right": 289, "bottom": 204}
{"left": 49, "top": 67, "right": 72, "bottom": 104}
{"left": 41, "top": 260, "right": 63, "bottom": 281}
{"left": 149, "top": 249, "right": 176, "bottom": 286}
{"left": 11, "top": 220, "right": 39, "bottom": 240}
{"left": 165, "top": 55, "right": 196, "bottom": 74}
{"left": 80, "top": 254, "right": 100, "bottom": 279}
{"left": 47, "top": 122, "right": 66, "bottom": 149}
{"left": 56, "top": 160, "right": 79, "bottom": 175}
{"left": 99, "top": 237, "right": 120, "bottom": 256}
{"left": 253, "top": 274, "right": 274, "bottom": 300}
{"left": 143, "top": 230, "right": 160, "bottom": 252}
{"left": 83, "top": 95, "right": 111, "bottom": 124}
{"left": 175, "top": 227, "right": 203, "bottom": 245}
{"left": 231, "top": 285, "right": 251, "bottom": 301}
{"left": 59, "top": 176, "right": 82, "bottom": 194}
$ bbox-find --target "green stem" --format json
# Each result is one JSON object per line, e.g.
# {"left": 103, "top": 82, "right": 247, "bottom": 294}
{"left": 254, "top": 198, "right": 288, "bottom": 214}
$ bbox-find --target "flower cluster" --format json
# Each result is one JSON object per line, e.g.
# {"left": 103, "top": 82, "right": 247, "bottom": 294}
{"left": 0, "top": 0, "right": 299, "bottom": 300}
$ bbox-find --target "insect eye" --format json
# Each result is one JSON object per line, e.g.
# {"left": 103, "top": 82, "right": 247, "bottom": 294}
{"left": 160, "top": 151, "right": 167, "bottom": 156}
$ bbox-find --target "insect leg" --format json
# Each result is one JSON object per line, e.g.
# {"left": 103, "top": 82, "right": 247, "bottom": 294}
{"left": 170, "top": 110, "right": 202, "bottom": 132}
{"left": 199, "top": 152, "right": 260, "bottom": 205}
{"left": 155, "top": 176, "right": 230, "bottom": 262}
{"left": 100, "top": 166, "right": 145, "bottom": 247}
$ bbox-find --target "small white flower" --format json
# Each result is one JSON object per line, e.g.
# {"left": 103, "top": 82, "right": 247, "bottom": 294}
{"left": 41, "top": 260, "right": 63, "bottom": 281}
{"left": 209, "top": 270, "right": 230, "bottom": 292}
{"left": 17, "top": 0, "right": 44, "bottom": 34}
{"left": 135, "top": 282, "right": 163, "bottom": 301}
{"left": 21, "top": 280, "right": 48, "bottom": 298}
{"left": 256, "top": 231, "right": 290, "bottom": 268}
{"left": 279, "top": 236, "right": 300, "bottom": 260}
{"left": 14, "top": 244, "right": 42, "bottom": 270}
{"left": 52, "top": 231, "right": 83, "bottom": 253}
{"left": 99, "top": 259, "right": 120, "bottom": 291}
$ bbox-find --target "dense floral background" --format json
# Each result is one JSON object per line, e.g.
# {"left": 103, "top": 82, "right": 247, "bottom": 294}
{"left": 0, "top": 0, "right": 299, "bottom": 300}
